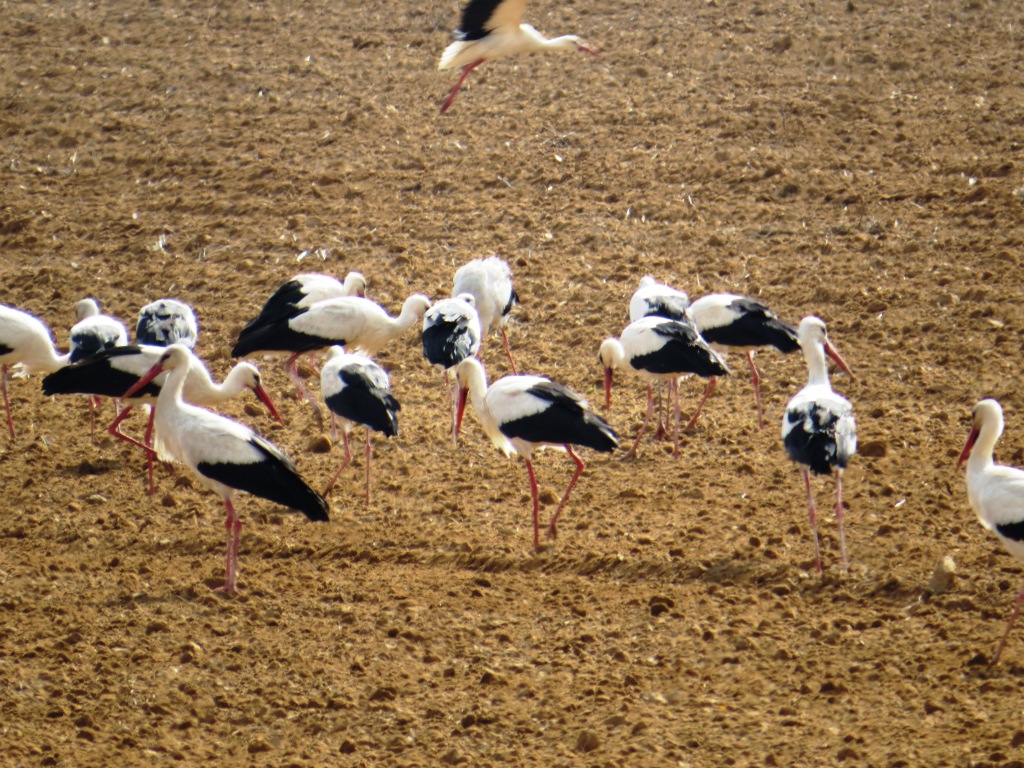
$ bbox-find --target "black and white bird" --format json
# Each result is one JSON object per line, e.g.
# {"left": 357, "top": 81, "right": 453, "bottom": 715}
{"left": 687, "top": 293, "right": 800, "bottom": 429}
{"left": 599, "top": 316, "right": 729, "bottom": 457}
{"left": 438, "top": 0, "right": 602, "bottom": 114}
{"left": 958, "top": 399, "right": 1024, "bottom": 665}
{"left": 782, "top": 316, "right": 856, "bottom": 574}
{"left": 452, "top": 256, "right": 519, "bottom": 372}
{"left": 242, "top": 271, "right": 367, "bottom": 329}
{"left": 122, "top": 344, "right": 328, "bottom": 594}
{"left": 629, "top": 276, "right": 690, "bottom": 323}
{"left": 0, "top": 305, "right": 70, "bottom": 437}
{"left": 320, "top": 348, "right": 401, "bottom": 507}
{"left": 43, "top": 345, "right": 282, "bottom": 493}
{"left": 454, "top": 357, "right": 618, "bottom": 548}
{"left": 628, "top": 276, "right": 691, "bottom": 439}
{"left": 423, "top": 293, "right": 482, "bottom": 444}
{"left": 232, "top": 293, "right": 431, "bottom": 422}
{"left": 136, "top": 299, "right": 199, "bottom": 349}
{"left": 69, "top": 299, "right": 128, "bottom": 363}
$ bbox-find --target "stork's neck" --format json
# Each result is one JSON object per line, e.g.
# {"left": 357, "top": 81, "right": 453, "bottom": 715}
{"left": 462, "top": 359, "right": 490, "bottom": 410}
{"left": 601, "top": 338, "right": 626, "bottom": 370}
{"left": 802, "top": 341, "right": 832, "bottom": 389}
{"left": 968, "top": 414, "right": 1004, "bottom": 473}
{"left": 208, "top": 364, "right": 253, "bottom": 402}
{"left": 158, "top": 362, "right": 189, "bottom": 411}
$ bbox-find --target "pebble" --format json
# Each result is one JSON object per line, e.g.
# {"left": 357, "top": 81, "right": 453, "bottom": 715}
{"left": 307, "top": 434, "right": 333, "bottom": 453}
{"left": 575, "top": 729, "right": 600, "bottom": 753}
{"left": 926, "top": 556, "right": 956, "bottom": 596}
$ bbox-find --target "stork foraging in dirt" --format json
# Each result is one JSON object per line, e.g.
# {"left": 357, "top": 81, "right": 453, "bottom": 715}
{"left": 320, "top": 348, "right": 400, "bottom": 508}
{"left": 687, "top": 293, "right": 800, "bottom": 429}
{"left": 599, "top": 316, "right": 728, "bottom": 457}
{"left": 69, "top": 299, "right": 128, "bottom": 363}
{"left": 438, "top": 0, "right": 602, "bottom": 113}
{"left": 782, "top": 316, "right": 856, "bottom": 574}
{"left": 959, "top": 398, "right": 1024, "bottom": 666}
{"left": 244, "top": 271, "right": 367, "bottom": 328}
{"left": 122, "top": 344, "right": 328, "bottom": 594}
{"left": 454, "top": 357, "right": 618, "bottom": 548}
{"left": 0, "top": 305, "right": 70, "bottom": 438}
{"left": 452, "top": 256, "right": 519, "bottom": 373}
{"left": 422, "top": 294, "right": 482, "bottom": 444}
{"left": 136, "top": 299, "right": 199, "bottom": 349}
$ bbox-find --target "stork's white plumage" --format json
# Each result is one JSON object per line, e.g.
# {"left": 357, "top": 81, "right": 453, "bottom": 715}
{"left": 452, "top": 256, "right": 518, "bottom": 373}
{"left": 320, "top": 348, "right": 400, "bottom": 507}
{"left": 781, "top": 317, "right": 856, "bottom": 574}
{"left": 136, "top": 299, "right": 199, "bottom": 350}
{"left": 599, "top": 316, "right": 729, "bottom": 457}
{"left": 455, "top": 358, "right": 618, "bottom": 547}
{"left": 43, "top": 345, "right": 281, "bottom": 493}
{"left": 438, "top": 0, "right": 602, "bottom": 113}
{"left": 232, "top": 293, "right": 430, "bottom": 423}
{"left": 687, "top": 293, "right": 800, "bottom": 429}
{"left": 959, "top": 399, "right": 1024, "bottom": 665}
{"left": 122, "top": 344, "right": 328, "bottom": 594}
{"left": 629, "top": 276, "right": 690, "bottom": 324}
{"left": 0, "top": 305, "right": 70, "bottom": 437}
{"left": 244, "top": 271, "right": 367, "bottom": 329}
{"left": 69, "top": 299, "right": 128, "bottom": 363}
{"left": 423, "top": 294, "right": 482, "bottom": 444}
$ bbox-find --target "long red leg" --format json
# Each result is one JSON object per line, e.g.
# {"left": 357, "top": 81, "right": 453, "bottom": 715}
{"left": 215, "top": 498, "right": 242, "bottom": 594}
{"left": 364, "top": 429, "right": 372, "bottom": 509}
{"left": 524, "top": 458, "right": 541, "bottom": 548}
{"left": 445, "top": 370, "right": 459, "bottom": 447}
{"left": 143, "top": 408, "right": 157, "bottom": 495}
{"left": 107, "top": 404, "right": 151, "bottom": 453}
{"left": 992, "top": 581, "right": 1024, "bottom": 666}
{"left": 286, "top": 353, "right": 323, "bottom": 429}
{"left": 672, "top": 378, "right": 682, "bottom": 458}
{"left": 500, "top": 328, "right": 517, "bottom": 374}
{"left": 323, "top": 430, "right": 352, "bottom": 495}
{"left": 627, "top": 384, "right": 655, "bottom": 458}
{"left": 685, "top": 376, "right": 718, "bottom": 430}
{"left": 803, "top": 469, "right": 822, "bottom": 574}
{"left": 2, "top": 365, "right": 14, "bottom": 438}
{"left": 834, "top": 469, "right": 848, "bottom": 573}
{"left": 654, "top": 382, "right": 669, "bottom": 440}
{"left": 748, "top": 351, "right": 764, "bottom": 429}
{"left": 440, "top": 59, "right": 485, "bottom": 114}
{"left": 548, "top": 446, "right": 585, "bottom": 540}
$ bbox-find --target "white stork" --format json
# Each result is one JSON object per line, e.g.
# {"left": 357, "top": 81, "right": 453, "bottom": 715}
{"left": 782, "top": 316, "right": 856, "bottom": 574}
{"left": 0, "top": 305, "right": 70, "bottom": 437}
{"left": 454, "top": 357, "right": 618, "bottom": 548}
{"left": 43, "top": 345, "right": 281, "bottom": 493}
{"left": 687, "top": 293, "right": 800, "bottom": 429}
{"left": 320, "top": 348, "right": 401, "bottom": 507}
{"left": 959, "top": 399, "right": 1024, "bottom": 665}
{"left": 232, "top": 293, "right": 430, "bottom": 423}
{"left": 122, "top": 344, "right": 328, "bottom": 594}
{"left": 598, "top": 316, "right": 729, "bottom": 457}
{"left": 438, "top": 0, "right": 602, "bottom": 113}
{"left": 136, "top": 299, "right": 199, "bottom": 349}
{"left": 69, "top": 299, "right": 129, "bottom": 363}
{"left": 422, "top": 293, "right": 482, "bottom": 444}
{"left": 243, "top": 271, "right": 367, "bottom": 329}
{"left": 452, "top": 256, "right": 519, "bottom": 373}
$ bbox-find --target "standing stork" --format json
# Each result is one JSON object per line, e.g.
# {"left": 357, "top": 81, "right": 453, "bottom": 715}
{"left": 453, "top": 256, "right": 519, "bottom": 373}
{"left": 438, "top": 0, "right": 602, "bottom": 113}
{"left": 958, "top": 399, "right": 1024, "bottom": 666}
{"left": 454, "top": 358, "right": 618, "bottom": 548}
{"left": 0, "top": 305, "right": 70, "bottom": 437}
{"left": 320, "top": 348, "right": 401, "bottom": 507}
{"left": 232, "top": 293, "right": 430, "bottom": 424}
{"left": 43, "top": 345, "right": 282, "bottom": 493}
{"left": 628, "top": 276, "right": 691, "bottom": 438}
{"left": 69, "top": 299, "right": 129, "bottom": 363}
{"left": 122, "top": 344, "right": 328, "bottom": 594}
{"left": 136, "top": 299, "right": 199, "bottom": 349}
{"left": 243, "top": 271, "right": 367, "bottom": 328}
{"left": 599, "top": 316, "right": 729, "bottom": 457}
{"left": 422, "top": 293, "right": 482, "bottom": 444}
{"left": 782, "top": 316, "right": 856, "bottom": 574}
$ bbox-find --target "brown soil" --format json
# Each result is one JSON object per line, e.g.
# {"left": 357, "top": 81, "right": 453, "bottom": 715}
{"left": 3, "top": 0, "right": 1024, "bottom": 765}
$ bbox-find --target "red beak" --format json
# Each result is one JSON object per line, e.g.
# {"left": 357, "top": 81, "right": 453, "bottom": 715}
{"left": 824, "top": 340, "right": 854, "bottom": 379}
{"left": 580, "top": 45, "right": 604, "bottom": 57}
{"left": 122, "top": 361, "right": 165, "bottom": 400}
{"left": 253, "top": 384, "right": 284, "bottom": 424}
{"left": 958, "top": 425, "right": 980, "bottom": 469}
{"left": 455, "top": 387, "right": 469, "bottom": 437}
{"left": 603, "top": 366, "right": 613, "bottom": 411}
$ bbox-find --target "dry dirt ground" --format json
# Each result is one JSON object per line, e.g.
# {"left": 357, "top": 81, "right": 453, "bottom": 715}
{"left": 2, "top": 0, "right": 1024, "bottom": 765}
